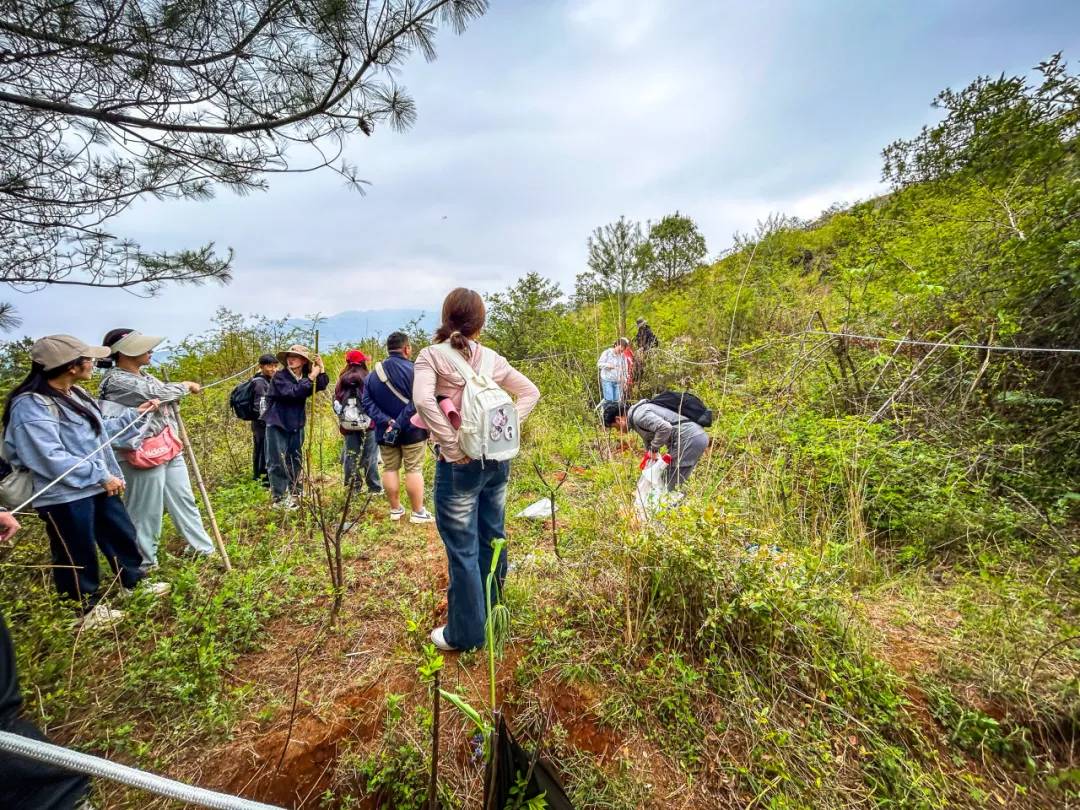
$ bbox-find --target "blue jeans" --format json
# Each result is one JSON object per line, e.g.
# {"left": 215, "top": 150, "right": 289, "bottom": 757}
{"left": 343, "top": 430, "right": 382, "bottom": 492}
{"left": 433, "top": 458, "right": 510, "bottom": 650}
{"left": 266, "top": 425, "right": 304, "bottom": 501}
{"left": 601, "top": 379, "right": 622, "bottom": 403}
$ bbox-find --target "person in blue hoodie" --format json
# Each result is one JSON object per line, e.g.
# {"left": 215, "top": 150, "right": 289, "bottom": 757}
{"left": 2, "top": 335, "right": 167, "bottom": 631}
{"left": 361, "top": 332, "right": 434, "bottom": 523}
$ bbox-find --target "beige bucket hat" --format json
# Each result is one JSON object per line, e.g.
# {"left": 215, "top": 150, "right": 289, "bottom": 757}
{"left": 31, "top": 335, "right": 111, "bottom": 371}
{"left": 110, "top": 330, "right": 165, "bottom": 357}
{"left": 276, "top": 344, "right": 314, "bottom": 365}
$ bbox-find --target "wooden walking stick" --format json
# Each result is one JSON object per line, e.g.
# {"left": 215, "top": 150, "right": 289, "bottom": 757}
{"left": 163, "top": 370, "right": 233, "bottom": 571}
{"left": 304, "top": 330, "right": 320, "bottom": 506}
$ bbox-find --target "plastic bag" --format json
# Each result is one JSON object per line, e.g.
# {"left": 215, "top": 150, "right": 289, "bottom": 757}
{"left": 634, "top": 453, "right": 672, "bottom": 523}
{"left": 516, "top": 498, "right": 556, "bottom": 519}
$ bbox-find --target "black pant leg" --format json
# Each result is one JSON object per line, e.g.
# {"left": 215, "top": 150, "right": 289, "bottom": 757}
{"left": 285, "top": 428, "right": 304, "bottom": 495}
{"left": 252, "top": 421, "right": 267, "bottom": 482}
{"left": 36, "top": 498, "right": 100, "bottom": 611}
{"left": 0, "top": 611, "right": 91, "bottom": 810}
{"left": 92, "top": 493, "right": 146, "bottom": 589}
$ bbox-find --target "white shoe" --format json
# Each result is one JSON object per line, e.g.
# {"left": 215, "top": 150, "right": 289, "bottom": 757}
{"left": 121, "top": 581, "right": 171, "bottom": 599}
{"left": 390, "top": 506, "right": 406, "bottom": 522}
{"left": 431, "top": 626, "right": 456, "bottom": 651}
{"left": 76, "top": 604, "right": 125, "bottom": 632}
{"left": 410, "top": 509, "right": 435, "bottom": 524}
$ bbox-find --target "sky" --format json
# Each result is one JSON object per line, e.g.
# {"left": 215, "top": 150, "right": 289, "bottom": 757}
{"left": 12, "top": 0, "right": 1080, "bottom": 342}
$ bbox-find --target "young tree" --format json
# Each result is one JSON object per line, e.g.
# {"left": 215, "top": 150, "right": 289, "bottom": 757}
{"left": 583, "top": 216, "right": 645, "bottom": 336}
{"left": 484, "top": 272, "right": 567, "bottom": 362}
{"left": 0, "top": 0, "right": 488, "bottom": 323}
{"left": 638, "top": 211, "right": 708, "bottom": 286}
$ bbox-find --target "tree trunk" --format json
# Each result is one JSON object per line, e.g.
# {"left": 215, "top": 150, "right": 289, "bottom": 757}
{"left": 618, "top": 290, "right": 627, "bottom": 337}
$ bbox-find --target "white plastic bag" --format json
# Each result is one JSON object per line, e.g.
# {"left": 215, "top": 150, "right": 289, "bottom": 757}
{"left": 516, "top": 498, "right": 556, "bottom": 519}
{"left": 634, "top": 456, "right": 670, "bottom": 523}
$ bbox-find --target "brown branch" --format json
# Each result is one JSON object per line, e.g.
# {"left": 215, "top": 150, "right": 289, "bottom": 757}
{"left": 276, "top": 648, "right": 302, "bottom": 772}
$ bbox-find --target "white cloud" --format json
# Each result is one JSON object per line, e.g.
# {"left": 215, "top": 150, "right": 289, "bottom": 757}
{"left": 565, "top": 0, "right": 660, "bottom": 51}
{"left": 12, "top": 0, "right": 1079, "bottom": 340}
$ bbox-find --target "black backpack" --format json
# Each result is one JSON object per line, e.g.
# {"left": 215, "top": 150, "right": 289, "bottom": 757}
{"left": 229, "top": 376, "right": 259, "bottom": 421}
{"left": 650, "top": 390, "right": 713, "bottom": 428}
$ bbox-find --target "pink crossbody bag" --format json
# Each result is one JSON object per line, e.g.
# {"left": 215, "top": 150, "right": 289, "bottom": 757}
{"left": 122, "top": 403, "right": 184, "bottom": 469}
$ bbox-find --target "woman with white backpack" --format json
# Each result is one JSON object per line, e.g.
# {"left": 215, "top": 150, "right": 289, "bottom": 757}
{"left": 334, "top": 350, "right": 382, "bottom": 494}
{"left": 413, "top": 288, "right": 540, "bottom": 652}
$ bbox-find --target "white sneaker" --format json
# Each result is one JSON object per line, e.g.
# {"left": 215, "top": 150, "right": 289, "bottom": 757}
{"left": 76, "top": 604, "right": 125, "bottom": 632}
{"left": 121, "top": 581, "right": 171, "bottom": 599}
{"left": 410, "top": 509, "right": 435, "bottom": 524}
{"left": 431, "top": 626, "right": 456, "bottom": 651}
{"left": 390, "top": 506, "right": 406, "bottom": 521}
{"left": 273, "top": 497, "right": 299, "bottom": 511}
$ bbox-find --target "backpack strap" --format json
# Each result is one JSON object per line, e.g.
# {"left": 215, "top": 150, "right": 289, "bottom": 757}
{"left": 374, "top": 362, "right": 409, "bottom": 404}
{"left": 432, "top": 341, "right": 489, "bottom": 382}
{"left": 2, "top": 394, "right": 61, "bottom": 463}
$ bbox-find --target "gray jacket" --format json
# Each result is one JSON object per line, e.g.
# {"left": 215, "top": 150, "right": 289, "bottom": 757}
{"left": 99, "top": 367, "right": 189, "bottom": 437}
{"left": 627, "top": 399, "right": 706, "bottom": 454}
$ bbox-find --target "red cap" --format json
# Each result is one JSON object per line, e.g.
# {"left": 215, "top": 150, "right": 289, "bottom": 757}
{"left": 345, "top": 350, "right": 371, "bottom": 365}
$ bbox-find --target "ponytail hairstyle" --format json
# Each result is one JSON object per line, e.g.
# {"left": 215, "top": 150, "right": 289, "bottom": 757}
{"left": 96, "top": 327, "right": 135, "bottom": 369}
{"left": 433, "top": 288, "right": 486, "bottom": 360}
{"left": 2, "top": 361, "right": 103, "bottom": 435}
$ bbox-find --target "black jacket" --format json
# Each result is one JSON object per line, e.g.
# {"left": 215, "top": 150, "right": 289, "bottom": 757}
{"left": 635, "top": 324, "right": 658, "bottom": 350}
{"left": 252, "top": 373, "right": 273, "bottom": 422}
{"left": 264, "top": 369, "right": 329, "bottom": 432}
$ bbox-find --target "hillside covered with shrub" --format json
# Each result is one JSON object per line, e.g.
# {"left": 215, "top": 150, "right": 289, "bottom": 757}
{"left": 1, "top": 55, "right": 1078, "bottom": 810}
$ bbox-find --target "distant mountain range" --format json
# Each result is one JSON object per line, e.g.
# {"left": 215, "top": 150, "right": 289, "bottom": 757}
{"left": 286, "top": 309, "right": 431, "bottom": 347}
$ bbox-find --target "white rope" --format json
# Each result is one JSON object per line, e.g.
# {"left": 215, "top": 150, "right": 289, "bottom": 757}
{"left": 655, "top": 329, "right": 1080, "bottom": 368}
{"left": 198, "top": 363, "right": 257, "bottom": 389}
{"left": 8, "top": 409, "right": 154, "bottom": 514}
{"left": 0, "top": 731, "right": 285, "bottom": 810}
{"left": 7, "top": 364, "right": 256, "bottom": 514}
{"left": 805, "top": 331, "right": 1080, "bottom": 355}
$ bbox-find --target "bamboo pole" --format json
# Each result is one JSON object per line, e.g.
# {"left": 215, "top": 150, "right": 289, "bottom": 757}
{"left": 163, "top": 370, "right": 233, "bottom": 571}
{"left": 304, "top": 330, "right": 319, "bottom": 506}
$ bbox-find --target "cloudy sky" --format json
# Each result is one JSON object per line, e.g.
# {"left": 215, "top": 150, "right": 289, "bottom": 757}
{"left": 14, "top": 0, "right": 1080, "bottom": 342}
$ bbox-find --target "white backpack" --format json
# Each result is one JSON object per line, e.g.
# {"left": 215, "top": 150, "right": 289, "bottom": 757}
{"left": 431, "top": 342, "right": 520, "bottom": 462}
{"left": 337, "top": 390, "right": 371, "bottom": 432}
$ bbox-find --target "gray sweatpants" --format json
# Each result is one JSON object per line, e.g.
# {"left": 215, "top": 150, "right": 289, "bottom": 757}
{"left": 118, "top": 455, "right": 216, "bottom": 566}
{"left": 666, "top": 424, "right": 709, "bottom": 490}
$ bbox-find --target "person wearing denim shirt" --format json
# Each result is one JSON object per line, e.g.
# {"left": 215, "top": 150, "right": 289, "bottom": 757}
{"left": 413, "top": 290, "right": 540, "bottom": 652}
{"left": 362, "top": 332, "right": 431, "bottom": 523}
{"left": 2, "top": 335, "right": 164, "bottom": 625}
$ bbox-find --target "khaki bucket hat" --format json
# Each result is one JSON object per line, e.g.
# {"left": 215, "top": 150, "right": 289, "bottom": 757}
{"left": 276, "top": 345, "right": 314, "bottom": 365}
{"left": 110, "top": 330, "right": 165, "bottom": 357}
{"left": 31, "top": 335, "right": 111, "bottom": 371}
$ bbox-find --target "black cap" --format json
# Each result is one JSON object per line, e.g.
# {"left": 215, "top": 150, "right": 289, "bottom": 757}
{"left": 258, "top": 353, "right": 278, "bottom": 365}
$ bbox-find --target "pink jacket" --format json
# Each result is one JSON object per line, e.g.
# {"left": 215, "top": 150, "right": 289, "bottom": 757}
{"left": 413, "top": 341, "right": 540, "bottom": 462}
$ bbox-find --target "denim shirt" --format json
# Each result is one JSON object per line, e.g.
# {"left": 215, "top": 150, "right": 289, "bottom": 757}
{"left": 361, "top": 353, "right": 426, "bottom": 446}
{"left": 3, "top": 389, "right": 142, "bottom": 507}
